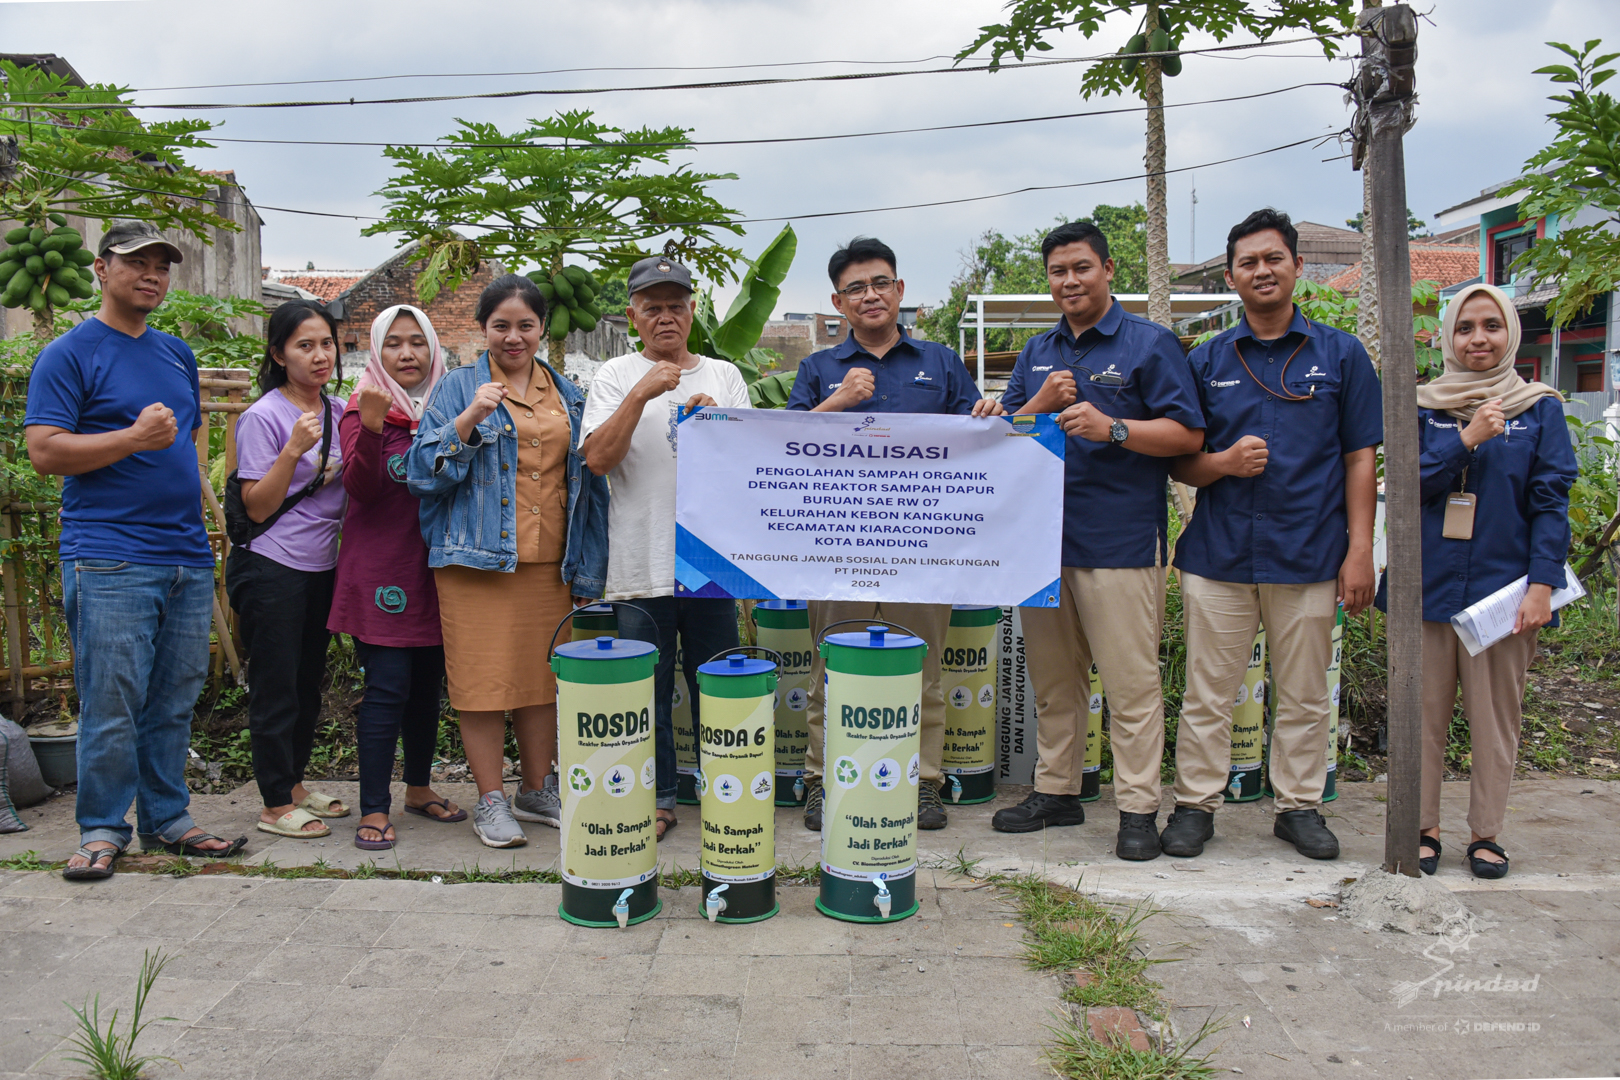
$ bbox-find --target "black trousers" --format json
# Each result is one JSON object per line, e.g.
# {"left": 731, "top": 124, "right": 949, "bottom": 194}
{"left": 227, "top": 548, "right": 335, "bottom": 809}
{"left": 353, "top": 641, "right": 445, "bottom": 817}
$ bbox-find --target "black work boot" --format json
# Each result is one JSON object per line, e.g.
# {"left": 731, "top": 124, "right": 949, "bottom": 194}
{"left": 918, "top": 780, "right": 948, "bottom": 830}
{"left": 803, "top": 778, "right": 824, "bottom": 832}
{"left": 1159, "top": 806, "right": 1215, "bottom": 857}
{"left": 991, "top": 791, "right": 1086, "bottom": 833}
{"left": 1116, "top": 811, "right": 1161, "bottom": 861}
{"left": 1274, "top": 808, "right": 1340, "bottom": 860}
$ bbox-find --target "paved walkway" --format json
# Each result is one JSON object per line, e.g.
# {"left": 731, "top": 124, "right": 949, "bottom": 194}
{"left": 3, "top": 777, "right": 1617, "bottom": 1078}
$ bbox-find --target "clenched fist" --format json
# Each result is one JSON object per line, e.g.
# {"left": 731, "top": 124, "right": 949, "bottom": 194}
{"left": 127, "top": 402, "right": 177, "bottom": 452}
{"left": 459, "top": 382, "right": 508, "bottom": 430}
{"left": 1461, "top": 398, "right": 1505, "bottom": 451}
{"left": 285, "top": 410, "right": 323, "bottom": 458}
{"left": 825, "top": 367, "right": 876, "bottom": 411}
{"left": 1222, "top": 435, "right": 1269, "bottom": 478}
{"left": 633, "top": 360, "right": 684, "bottom": 402}
{"left": 357, "top": 384, "right": 394, "bottom": 434}
{"left": 1028, "top": 369, "right": 1077, "bottom": 413}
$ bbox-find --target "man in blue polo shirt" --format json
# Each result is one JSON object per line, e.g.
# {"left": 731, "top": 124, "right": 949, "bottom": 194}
{"left": 1167, "top": 209, "right": 1382, "bottom": 861}
{"left": 787, "top": 236, "right": 1003, "bottom": 833}
{"left": 26, "top": 221, "right": 246, "bottom": 880}
{"left": 989, "top": 221, "right": 1204, "bottom": 860}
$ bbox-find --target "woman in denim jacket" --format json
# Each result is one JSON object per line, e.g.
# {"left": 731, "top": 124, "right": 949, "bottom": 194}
{"left": 407, "top": 274, "right": 608, "bottom": 848}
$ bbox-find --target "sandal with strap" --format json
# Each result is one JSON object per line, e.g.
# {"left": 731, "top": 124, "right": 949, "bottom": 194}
{"left": 1466, "top": 839, "right": 1510, "bottom": 880}
{"left": 62, "top": 844, "right": 121, "bottom": 881}
{"left": 354, "top": 823, "right": 396, "bottom": 851}
{"left": 257, "top": 807, "right": 332, "bottom": 839}
{"left": 296, "top": 791, "right": 350, "bottom": 818}
{"left": 655, "top": 809, "right": 677, "bottom": 841}
{"left": 1419, "top": 835, "right": 1441, "bottom": 876}
{"left": 159, "top": 833, "right": 248, "bottom": 858}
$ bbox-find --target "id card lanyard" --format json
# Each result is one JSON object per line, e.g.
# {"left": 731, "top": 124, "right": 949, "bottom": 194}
{"left": 1443, "top": 463, "right": 1476, "bottom": 541}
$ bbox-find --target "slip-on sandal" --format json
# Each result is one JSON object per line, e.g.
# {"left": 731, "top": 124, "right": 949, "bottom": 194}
{"left": 296, "top": 791, "right": 350, "bottom": 818}
{"left": 656, "top": 809, "right": 677, "bottom": 840}
{"left": 61, "top": 844, "right": 121, "bottom": 881}
{"left": 354, "top": 823, "right": 396, "bottom": 851}
{"left": 1419, "top": 835, "right": 1441, "bottom": 876}
{"left": 1466, "top": 839, "right": 1510, "bottom": 880}
{"left": 257, "top": 808, "right": 332, "bottom": 839}
{"left": 158, "top": 832, "right": 248, "bottom": 858}
{"left": 404, "top": 800, "right": 467, "bottom": 823}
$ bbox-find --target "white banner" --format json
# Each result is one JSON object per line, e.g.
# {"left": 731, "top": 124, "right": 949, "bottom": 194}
{"left": 674, "top": 408, "right": 1064, "bottom": 606}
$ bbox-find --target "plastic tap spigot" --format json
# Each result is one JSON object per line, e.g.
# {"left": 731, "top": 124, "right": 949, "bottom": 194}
{"left": 874, "top": 878, "right": 891, "bottom": 919}
{"left": 705, "top": 883, "right": 730, "bottom": 923}
{"left": 613, "top": 888, "right": 633, "bottom": 929}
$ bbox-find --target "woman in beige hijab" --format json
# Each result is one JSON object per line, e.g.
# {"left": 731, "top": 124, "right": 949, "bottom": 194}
{"left": 1382, "top": 281, "right": 1576, "bottom": 878}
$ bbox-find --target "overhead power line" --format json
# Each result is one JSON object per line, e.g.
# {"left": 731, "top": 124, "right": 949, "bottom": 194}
{"left": 13, "top": 83, "right": 1338, "bottom": 152}
{"left": 15, "top": 33, "right": 1346, "bottom": 112}
{"left": 40, "top": 133, "right": 1330, "bottom": 230}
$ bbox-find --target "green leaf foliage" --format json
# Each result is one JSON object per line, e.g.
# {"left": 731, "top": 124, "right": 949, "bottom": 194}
{"left": 364, "top": 109, "right": 744, "bottom": 307}
{"left": 1511, "top": 40, "right": 1620, "bottom": 327}
{"left": 711, "top": 224, "right": 797, "bottom": 362}
{"left": 956, "top": 0, "right": 1353, "bottom": 96}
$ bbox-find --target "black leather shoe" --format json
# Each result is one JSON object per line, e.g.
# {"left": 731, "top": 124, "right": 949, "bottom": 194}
{"left": 1116, "top": 812, "right": 1161, "bottom": 861}
{"left": 1159, "top": 806, "right": 1214, "bottom": 857}
{"left": 803, "top": 779, "right": 823, "bottom": 832}
{"left": 991, "top": 791, "right": 1086, "bottom": 833}
{"left": 1274, "top": 808, "right": 1340, "bottom": 860}
{"left": 918, "top": 781, "right": 948, "bottom": 830}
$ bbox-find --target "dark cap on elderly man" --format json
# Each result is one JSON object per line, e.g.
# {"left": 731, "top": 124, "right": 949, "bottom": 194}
{"left": 96, "top": 220, "right": 184, "bottom": 263}
{"left": 627, "top": 255, "right": 692, "bottom": 297}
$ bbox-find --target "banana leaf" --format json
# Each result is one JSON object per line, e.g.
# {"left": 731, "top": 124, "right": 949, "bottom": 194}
{"left": 749, "top": 370, "right": 797, "bottom": 409}
{"left": 711, "top": 224, "right": 797, "bottom": 362}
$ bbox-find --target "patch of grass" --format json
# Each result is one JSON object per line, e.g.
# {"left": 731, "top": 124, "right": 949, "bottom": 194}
{"left": 1043, "top": 1009, "right": 1221, "bottom": 1080}
{"left": 1000, "top": 876, "right": 1165, "bottom": 1015}
{"left": 773, "top": 857, "right": 822, "bottom": 885}
{"left": 0, "top": 850, "right": 55, "bottom": 872}
{"left": 60, "top": 948, "right": 177, "bottom": 1080}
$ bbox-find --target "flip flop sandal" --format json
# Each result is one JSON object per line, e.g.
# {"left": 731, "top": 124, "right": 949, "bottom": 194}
{"left": 257, "top": 808, "right": 332, "bottom": 839}
{"left": 655, "top": 810, "right": 677, "bottom": 840}
{"left": 62, "top": 845, "right": 121, "bottom": 881}
{"left": 354, "top": 823, "right": 397, "bottom": 851}
{"left": 404, "top": 800, "right": 468, "bottom": 823}
{"left": 297, "top": 791, "right": 350, "bottom": 818}
{"left": 1466, "top": 839, "right": 1510, "bottom": 880}
{"left": 159, "top": 833, "right": 248, "bottom": 859}
{"left": 1419, "top": 835, "right": 1441, "bottom": 876}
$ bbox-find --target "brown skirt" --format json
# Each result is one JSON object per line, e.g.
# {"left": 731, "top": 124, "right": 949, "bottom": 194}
{"left": 435, "top": 562, "right": 572, "bottom": 711}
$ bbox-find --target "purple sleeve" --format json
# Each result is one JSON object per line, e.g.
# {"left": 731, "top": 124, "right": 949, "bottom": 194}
{"left": 235, "top": 402, "right": 287, "bottom": 481}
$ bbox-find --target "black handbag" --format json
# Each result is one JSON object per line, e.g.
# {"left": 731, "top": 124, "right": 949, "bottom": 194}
{"left": 223, "top": 394, "right": 333, "bottom": 548}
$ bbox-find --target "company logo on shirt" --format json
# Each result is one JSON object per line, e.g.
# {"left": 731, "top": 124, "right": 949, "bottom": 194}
{"left": 1426, "top": 417, "right": 1458, "bottom": 430}
{"left": 1103, "top": 363, "right": 1120, "bottom": 375}
{"left": 1507, "top": 419, "right": 1529, "bottom": 434}
{"left": 1210, "top": 378, "right": 1242, "bottom": 388}
{"left": 1031, "top": 365, "right": 1053, "bottom": 372}
{"left": 913, "top": 370, "right": 933, "bottom": 382}
{"left": 1305, "top": 365, "right": 1328, "bottom": 378}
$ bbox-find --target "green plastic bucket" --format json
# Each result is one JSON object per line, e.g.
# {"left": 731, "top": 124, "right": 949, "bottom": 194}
{"left": 754, "top": 601, "right": 812, "bottom": 806}
{"left": 940, "top": 606, "right": 998, "bottom": 805}
{"left": 1324, "top": 606, "right": 1345, "bottom": 803}
{"left": 1225, "top": 630, "right": 1268, "bottom": 803}
{"left": 695, "top": 653, "right": 780, "bottom": 923}
{"left": 551, "top": 635, "right": 662, "bottom": 928}
{"left": 816, "top": 625, "right": 926, "bottom": 924}
{"left": 673, "top": 635, "right": 700, "bottom": 805}
{"left": 570, "top": 604, "right": 618, "bottom": 641}
{"left": 1079, "top": 664, "right": 1103, "bottom": 802}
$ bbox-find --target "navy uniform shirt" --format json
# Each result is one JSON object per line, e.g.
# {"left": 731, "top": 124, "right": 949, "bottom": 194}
{"left": 786, "top": 327, "right": 978, "bottom": 415}
{"left": 1173, "top": 308, "right": 1383, "bottom": 584}
{"left": 1001, "top": 301, "right": 1203, "bottom": 568}
{"left": 1374, "top": 396, "right": 1576, "bottom": 623}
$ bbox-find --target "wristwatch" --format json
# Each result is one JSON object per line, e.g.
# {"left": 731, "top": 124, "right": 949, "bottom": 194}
{"left": 1109, "top": 419, "right": 1129, "bottom": 445}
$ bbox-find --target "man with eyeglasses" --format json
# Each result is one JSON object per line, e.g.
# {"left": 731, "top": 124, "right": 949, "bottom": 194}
{"left": 786, "top": 236, "right": 1004, "bottom": 833}
{"left": 1165, "top": 208, "right": 1381, "bottom": 862}
{"left": 988, "top": 221, "right": 1204, "bottom": 860}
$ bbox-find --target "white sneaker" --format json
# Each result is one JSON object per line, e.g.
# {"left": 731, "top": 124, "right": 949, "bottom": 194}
{"left": 511, "top": 774, "right": 562, "bottom": 828}
{"left": 472, "top": 791, "right": 528, "bottom": 848}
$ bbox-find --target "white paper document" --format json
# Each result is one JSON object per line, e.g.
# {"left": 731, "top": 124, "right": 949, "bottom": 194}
{"left": 1450, "top": 563, "right": 1586, "bottom": 657}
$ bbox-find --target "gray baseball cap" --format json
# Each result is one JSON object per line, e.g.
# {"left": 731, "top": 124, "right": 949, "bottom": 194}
{"left": 96, "top": 220, "right": 184, "bottom": 263}
{"left": 626, "top": 255, "right": 692, "bottom": 296}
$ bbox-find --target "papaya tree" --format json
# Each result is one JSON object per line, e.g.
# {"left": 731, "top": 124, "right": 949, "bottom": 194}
{"left": 957, "top": 0, "right": 1353, "bottom": 328}
{"left": 365, "top": 109, "right": 744, "bottom": 366}
{"left": 0, "top": 59, "right": 235, "bottom": 343}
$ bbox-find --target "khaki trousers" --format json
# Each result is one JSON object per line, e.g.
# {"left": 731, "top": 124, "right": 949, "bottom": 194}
{"left": 804, "top": 601, "right": 950, "bottom": 786}
{"left": 1174, "top": 573, "right": 1337, "bottom": 812}
{"left": 1422, "top": 619, "right": 1537, "bottom": 839}
{"left": 1023, "top": 566, "right": 1169, "bottom": 814}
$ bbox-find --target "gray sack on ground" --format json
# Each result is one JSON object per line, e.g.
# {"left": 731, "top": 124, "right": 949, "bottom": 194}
{"left": 1, "top": 715, "right": 52, "bottom": 832}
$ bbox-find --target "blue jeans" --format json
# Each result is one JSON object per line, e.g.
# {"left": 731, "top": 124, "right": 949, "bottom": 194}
{"left": 615, "top": 596, "right": 738, "bottom": 810}
{"left": 353, "top": 641, "right": 445, "bottom": 817}
{"left": 65, "top": 560, "right": 214, "bottom": 850}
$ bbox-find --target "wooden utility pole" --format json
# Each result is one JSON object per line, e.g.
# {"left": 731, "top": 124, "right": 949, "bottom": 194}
{"left": 1352, "top": 4, "right": 1422, "bottom": 876}
{"left": 1356, "top": 0, "right": 1382, "bottom": 370}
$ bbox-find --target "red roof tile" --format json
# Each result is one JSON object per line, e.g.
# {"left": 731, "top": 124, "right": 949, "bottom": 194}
{"left": 272, "top": 275, "right": 361, "bottom": 302}
{"left": 1324, "top": 244, "right": 1479, "bottom": 293}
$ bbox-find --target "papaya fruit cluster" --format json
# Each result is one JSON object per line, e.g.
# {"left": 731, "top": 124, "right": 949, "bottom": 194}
{"left": 0, "top": 214, "right": 97, "bottom": 313}
{"left": 525, "top": 265, "right": 603, "bottom": 341}
{"left": 1120, "top": 29, "right": 1183, "bottom": 78}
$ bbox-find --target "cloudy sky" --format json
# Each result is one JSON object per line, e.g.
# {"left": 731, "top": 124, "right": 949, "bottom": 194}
{"left": 5, "top": 0, "right": 1615, "bottom": 318}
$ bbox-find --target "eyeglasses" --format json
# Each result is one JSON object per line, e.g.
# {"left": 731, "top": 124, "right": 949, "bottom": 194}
{"left": 835, "top": 277, "right": 899, "bottom": 300}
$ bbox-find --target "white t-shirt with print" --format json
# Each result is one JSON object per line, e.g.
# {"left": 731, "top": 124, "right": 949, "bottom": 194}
{"left": 581, "top": 353, "right": 751, "bottom": 599}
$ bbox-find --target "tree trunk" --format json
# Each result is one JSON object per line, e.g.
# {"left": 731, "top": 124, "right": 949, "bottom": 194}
{"left": 1143, "top": 2, "right": 1171, "bottom": 328}
{"left": 547, "top": 251, "right": 566, "bottom": 369}
{"left": 32, "top": 304, "right": 55, "bottom": 345}
{"left": 1356, "top": 0, "right": 1382, "bottom": 370}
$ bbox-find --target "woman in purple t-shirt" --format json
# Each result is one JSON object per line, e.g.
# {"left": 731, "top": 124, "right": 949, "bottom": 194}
{"left": 226, "top": 300, "right": 348, "bottom": 840}
{"left": 328, "top": 305, "right": 464, "bottom": 850}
